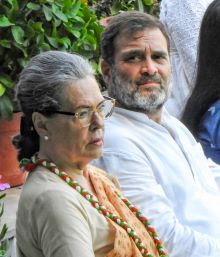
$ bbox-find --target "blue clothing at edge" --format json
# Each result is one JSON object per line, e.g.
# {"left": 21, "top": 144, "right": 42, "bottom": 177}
{"left": 198, "top": 99, "right": 220, "bottom": 164}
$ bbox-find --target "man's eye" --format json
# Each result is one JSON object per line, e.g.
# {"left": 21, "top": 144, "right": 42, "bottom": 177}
{"left": 153, "top": 55, "right": 165, "bottom": 60}
{"left": 125, "top": 55, "right": 142, "bottom": 62}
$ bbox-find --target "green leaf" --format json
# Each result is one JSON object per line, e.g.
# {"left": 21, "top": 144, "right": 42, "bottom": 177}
{"left": 0, "top": 40, "right": 11, "bottom": 48}
{"left": 18, "top": 57, "right": 29, "bottom": 68}
{"left": 58, "top": 37, "right": 71, "bottom": 48}
{"left": 53, "top": 17, "right": 62, "bottom": 28}
{"left": 0, "top": 95, "right": 13, "bottom": 120}
{"left": 7, "top": 0, "right": 19, "bottom": 10}
{"left": 43, "top": 5, "right": 53, "bottom": 21}
{"left": 143, "top": 0, "right": 153, "bottom": 6}
{"left": 11, "top": 26, "right": 25, "bottom": 44}
{"left": 74, "top": 16, "right": 85, "bottom": 23}
{"left": 33, "top": 22, "right": 44, "bottom": 33}
{"left": 0, "top": 84, "right": 6, "bottom": 97}
{"left": 38, "top": 43, "right": 51, "bottom": 52}
{"left": 36, "top": 34, "right": 44, "bottom": 45}
{"left": 0, "top": 203, "right": 4, "bottom": 217}
{"left": 0, "top": 16, "right": 14, "bottom": 27}
{"left": 137, "top": 0, "right": 144, "bottom": 12}
{"left": 0, "top": 76, "right": 15, "bottom": 89}
{"left": 0, "top": 224, "right": 8, "bottom": 241}
{"left": 46, "top": 36, "right": 58, "bottom": 48}
{"left": 72, "top": 30, "right": 80, "bottom": 38}
{"left": 52, "top": 4, "right": 68, "bottom": 22}
{"left": 13, "top": 42, "right": 28, "bottom": 58}
{"left": 63, "top": 0, "right": 74, "bottom": 11}
{"left": 0, "top": 239, "right": 10, "bottom": 255}
{"left": 70, "top": 1, "right": 81, "bottom": 16}
{"left": 27, "top": 2, "right": 41, "bottom": 11}
{"left": 51, "top": 21, "right": 58, "bottom": 37}
{"left": 0, "top": 194, "right": 6, "bottom": 200}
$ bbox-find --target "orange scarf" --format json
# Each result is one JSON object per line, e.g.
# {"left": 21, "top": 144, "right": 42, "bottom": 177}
{"left": 88, "top": 165, "right": 160, "bottom": 257}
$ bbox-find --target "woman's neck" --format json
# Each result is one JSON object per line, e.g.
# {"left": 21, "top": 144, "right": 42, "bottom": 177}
{"left": 37, "top": 152, "right": 96, "bottom": 195}
{"left": 37, "top": 152, "right": 86, "bottom": 176}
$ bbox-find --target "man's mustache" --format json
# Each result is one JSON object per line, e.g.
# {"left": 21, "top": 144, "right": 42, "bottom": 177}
{"left": 135, "top": 74, "right": 161, "bottom": 85}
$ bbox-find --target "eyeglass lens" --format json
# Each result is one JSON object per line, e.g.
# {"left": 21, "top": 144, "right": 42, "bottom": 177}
{"left": 78, "top": 99, "right": 114, "bottom": 126}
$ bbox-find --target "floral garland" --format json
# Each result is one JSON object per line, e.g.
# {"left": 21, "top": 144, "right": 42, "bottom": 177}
{"left": 20, "top": 156, "right": 168, "bottom": 257}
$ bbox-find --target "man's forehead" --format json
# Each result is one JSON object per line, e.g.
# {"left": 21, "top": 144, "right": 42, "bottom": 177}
{"left": 114, "top": 28, "right": 169, "bottom": 51}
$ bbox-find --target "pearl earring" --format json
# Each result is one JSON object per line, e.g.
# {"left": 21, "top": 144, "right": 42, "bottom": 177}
{"left": 44, "top": 135, "right": 49, "bottom": 141}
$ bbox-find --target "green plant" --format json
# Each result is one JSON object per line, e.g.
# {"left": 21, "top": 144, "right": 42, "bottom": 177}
{"left": 0, "top": 193, "right": 9, "bottom": 257}
{"left": 94, "top": 0, "right": 161, "bottom": 18}
{"left": 0, "top": 0, "right": 103, "bottom": 120}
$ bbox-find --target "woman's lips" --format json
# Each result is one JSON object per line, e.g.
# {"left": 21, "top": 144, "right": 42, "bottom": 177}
{"left": 89, "top": 138, "right": 103, "bottom": 146}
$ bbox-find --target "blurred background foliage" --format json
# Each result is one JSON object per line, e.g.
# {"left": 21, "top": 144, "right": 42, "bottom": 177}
{"left": 0, "top": 0, "right": 160, "bottom": 119}
{"left": 0, "top": 193, "right": 9, "bottom": 257}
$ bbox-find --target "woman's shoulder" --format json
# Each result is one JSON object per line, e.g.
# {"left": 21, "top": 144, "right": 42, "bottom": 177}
{"left": 19, "top": 166, "right": 81, "bottom": 208}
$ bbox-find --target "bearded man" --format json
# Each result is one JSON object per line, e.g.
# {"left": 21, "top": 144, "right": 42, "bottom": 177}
{"left": 93, "top": 11, "right": 220, "bottom": 257}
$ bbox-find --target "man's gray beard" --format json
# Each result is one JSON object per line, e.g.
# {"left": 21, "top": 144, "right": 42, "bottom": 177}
{"left": 109, "top": 68, "right": 169, "bottom": 114}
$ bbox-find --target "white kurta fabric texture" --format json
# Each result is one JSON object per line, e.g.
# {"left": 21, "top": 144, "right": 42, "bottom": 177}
{"left": 93, "top": 107, "right": 220, "bottom": 257}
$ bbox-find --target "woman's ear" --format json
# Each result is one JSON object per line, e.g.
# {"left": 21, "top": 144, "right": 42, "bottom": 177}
{"left": 32, "top": 112, "right": 48, "bottom": 138}
{"left": 101, "top": 60, "right": 112, "bottom": 86}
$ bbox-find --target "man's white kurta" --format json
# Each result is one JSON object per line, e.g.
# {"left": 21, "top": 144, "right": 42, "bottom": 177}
{"left": 93, "top": 107, "right": 220, "bottom": 257}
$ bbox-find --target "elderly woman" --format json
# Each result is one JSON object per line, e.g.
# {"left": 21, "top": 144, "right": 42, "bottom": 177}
{"left": 13, "top": 51, "right": 167, "bottom": 257}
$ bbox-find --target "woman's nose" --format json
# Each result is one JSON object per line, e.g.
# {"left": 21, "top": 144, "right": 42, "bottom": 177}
{"left": 90, "top": 112, "right": 104, "bottom": 130}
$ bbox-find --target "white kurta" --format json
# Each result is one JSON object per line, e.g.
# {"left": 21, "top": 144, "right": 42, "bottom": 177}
{"left": 160, "top": 0, "right": 213, "bottom": 118}
{"left": 93, "top": 107, "right": 220, "bottom": 257}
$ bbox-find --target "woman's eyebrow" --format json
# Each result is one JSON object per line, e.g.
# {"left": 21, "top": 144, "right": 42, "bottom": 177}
{"left": 71, "top": 99, "right": 105, "bottom": 110}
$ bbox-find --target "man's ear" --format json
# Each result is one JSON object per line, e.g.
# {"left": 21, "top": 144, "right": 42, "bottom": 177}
{"left": 101, "top": 60, "right": 112, "bottom": 85}
{"left": 32, "top": 112, "right": 49, "bottom": 138}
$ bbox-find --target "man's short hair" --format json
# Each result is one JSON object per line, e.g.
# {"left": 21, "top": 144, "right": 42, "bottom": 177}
{"left": 101, "top": 11, "right": 170, "bottom": 65}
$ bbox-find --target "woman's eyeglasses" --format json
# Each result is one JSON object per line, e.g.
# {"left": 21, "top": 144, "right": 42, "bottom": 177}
{"left": 38, "top": 96, "right": 115, "bottom": 127}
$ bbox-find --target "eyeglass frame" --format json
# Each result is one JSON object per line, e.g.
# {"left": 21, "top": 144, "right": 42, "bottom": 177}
{"left": 36, "top": 96, "right": 115, "bottom": 127}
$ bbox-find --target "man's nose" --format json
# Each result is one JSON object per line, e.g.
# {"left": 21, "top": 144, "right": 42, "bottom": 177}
{"left": 140, "top": 58, "right": 158, "bottom": 75}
